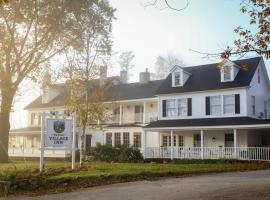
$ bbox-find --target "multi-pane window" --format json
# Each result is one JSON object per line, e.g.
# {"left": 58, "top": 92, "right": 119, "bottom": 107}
{"left": 225, "top": 133, "right": 234, "bottom": 147}
{"left": 223, "top": 65, "right": 231, "bottom": 81}
{"left": 30, "top": 113, "right": 41, "bottom": 126}
{"left": 174, "top": 71, "right": 181, "bottom": 86}
{"left": 252, "top": 96, "right": 256, "bottom": 115}
{"left": 177, "top": 99, "right": 187, "bottom": 116}
{"left": 264, "top": 100, "right": 267, "bottom": 118}
{"left": 162, "top": 135, "right": 168, "bottom": 146}
{"left": 106, "top": 133, "right": 112, "bottom": 146}
{"left": 223, "top": 95, "right": 235, "bottom": 114}
{"left": 173, "top": 136, "right": 177, "bottom": 146}
{"left": 114, "top": 132, "right": 121, "bottom": 146}
{"left": 135, "top": 105, "right": 144, "bottom": 123}
{"left": 166, "top": 98, "right": 187, "bottom": 117}
{"left": 123, "top": 132, "right": 130, "bottom": 146}
{"left": 179, "top": 135, "right": 184, "bottom": 147}
{"left": 166, "top": 100, "right": 177, "bottom": 117}
{"left": 133, "top": 132, "right": 141, "bottom": 148}
{"left": 193, "top": 134, "right": 201, "bottom": 147}
{"left": 210, "top": 96, "right": 221, "bottom": 115}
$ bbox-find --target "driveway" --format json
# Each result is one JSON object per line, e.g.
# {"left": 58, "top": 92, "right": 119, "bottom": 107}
{"left": 2, "top": 170, "right": 270, "bottom": 200}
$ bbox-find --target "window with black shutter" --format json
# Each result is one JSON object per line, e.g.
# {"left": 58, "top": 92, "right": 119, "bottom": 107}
{"left": 162, "top": 100, "right": 167, "bottom": 117}
{"left": 187, "top": 98, "right": 192, "bottom": 116}
{"left": 205, "top": 96, "right": 210, "bottom": 115}
{"left": 235, "top": 94, "right": 240, "bottom": 114}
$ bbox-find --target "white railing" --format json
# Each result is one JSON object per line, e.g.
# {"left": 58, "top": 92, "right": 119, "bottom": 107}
{"left": 145, "top": 147, "right": 270, "bottom": 161}
{"left": 8, "top": 148, "right": 69, "bottom": 158}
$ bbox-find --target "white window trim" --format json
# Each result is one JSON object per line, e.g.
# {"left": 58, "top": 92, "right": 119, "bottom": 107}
{"left": 223, "top": 94, "right": 235, "bottom": 115}
{"left": 210, "top": 95, "right": 221, "bottom": 116}
{"left": 172, "top": 70, "right": 182, "bottom": 87}
{"left": 221, "top": 65, "right": 234, "bottom": 82}
{"left": 165, "top": 98, "right": 188, "bottom": 118}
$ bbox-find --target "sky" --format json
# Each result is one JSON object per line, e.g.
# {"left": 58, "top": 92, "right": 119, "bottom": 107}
{"left": 11, "top": 0, "right": 270, "bottom": 128}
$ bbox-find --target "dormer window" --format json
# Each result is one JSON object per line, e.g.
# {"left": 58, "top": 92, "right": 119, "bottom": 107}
{"left": 223, "top": 65, "right": 232, "bottom": 81}
{"left": 171, "top": 66, "right": 191, "bottom": 87}
{"left": 174, "top": 71, "right": 181, "bottom": 86}
{"left": 220, "top": 59, "right": 240, "bottom": 82}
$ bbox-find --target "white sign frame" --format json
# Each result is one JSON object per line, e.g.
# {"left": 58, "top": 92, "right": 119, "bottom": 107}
{"left": 40, "top": 112, "right": 76, "bottom": 172}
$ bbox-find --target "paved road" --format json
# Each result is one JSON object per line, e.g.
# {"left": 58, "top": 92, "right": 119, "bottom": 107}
{"left": 2, "top": 170, "right": 270, "bottom": 200}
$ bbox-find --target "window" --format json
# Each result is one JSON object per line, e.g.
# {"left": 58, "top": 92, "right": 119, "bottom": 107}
{"left": 135, "top": 105, "right": 144, "bottom": 122}
{"left": 179, "top": 135, "right": 184, "bottom": 147}
{"left": 177, "top": 99, "right": 187, "bottom": 116}
{"left": 193, "top": 134, "right": 201, "bottom": 147}
{"left": 258, "top": 69, "right": 261, "bottom": 83}
{"left": 123, "top": 132, "right": 130, "bottom": 146}
{"left": 174, "top": 71, "right": 181, "bottom": 86}
{"left": 106, "top": 133, "right": 112, "bottom": 146}
{"left": 133, "top": 132, "right": 141, "bottom": 148}
{"left": 264, "top": 100, "right": 267, "bottom": 118}
{"left": 210, "top": 96, "right": 221, "bottom": 115}
{"left": 162, "top": 135, "right": 168, "bottom": 146}
{"left": 225, "top": 133, "right": 234, "bottom": 147}
{"left": 166, "top": 100, "right": 177, "bottom": 117}
{"left": 223, "top": 65, "right": 232, "bottom": 81}
{"left": 252, "top": 96, "right": 256, "bottom": 115}
{"left": 114, "top": 132, "right": 121, "bottom": 146}
{"left": 30, "top": 113, "right": 41, "bottom": 126}
{"left": 223, "top": 95, "right": 235, "bottom": 114}
{"left": 173, "top": 136, "right": 177, "bottom": 146}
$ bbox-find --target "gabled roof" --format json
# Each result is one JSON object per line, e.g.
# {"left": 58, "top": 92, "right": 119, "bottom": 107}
{"left": 25, "top": 79, "right": 163, "bottom": 110}
{"left": 156, "top": 57, "right": 262, "bottom": 95}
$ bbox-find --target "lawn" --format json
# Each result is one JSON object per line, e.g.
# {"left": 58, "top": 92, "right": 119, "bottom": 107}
{"left": 0, "top": 160, "right": 269, "bottom": 196}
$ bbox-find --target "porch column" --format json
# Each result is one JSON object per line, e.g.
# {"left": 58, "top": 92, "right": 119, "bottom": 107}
{"left": 200, "top": 130, "right": 204, "bottom": 159}
{"left": 170, "top": 130, "right": 173, "bottom": 160}
{"left": 112, "top": 132, "right": 115, "bottom": 147}
{"left": 234, "top": 129, "right": 237, "bottom": 158}
{"left": 143, "top": 130, "right": 147, "bottom": 159}
{"left": 119, "top": 104, "right": 123, "bottom": 125}
{"left": 143, "top": 102, "right": 147, "bottom": 124}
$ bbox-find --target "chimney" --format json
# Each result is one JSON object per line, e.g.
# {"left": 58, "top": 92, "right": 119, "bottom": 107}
{"left": 99, "top": 66, "right": 107, "bottom": 86}
{"left": 120, "top": 70, "right": 128, "bottom": 84}
{"left": 139, "top": 68, "right": 150, "bottom": 84}
{"left": 41, "top": 72, "right": 51, "bottom": 104}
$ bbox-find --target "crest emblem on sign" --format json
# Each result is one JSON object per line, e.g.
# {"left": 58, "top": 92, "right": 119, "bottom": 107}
{"left": 53, "top": 120, "right": 65, "bottom": 134}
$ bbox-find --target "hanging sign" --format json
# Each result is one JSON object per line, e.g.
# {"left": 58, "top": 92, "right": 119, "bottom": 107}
{"left": 46, "top": 119, "right": 72, "bottom": 147}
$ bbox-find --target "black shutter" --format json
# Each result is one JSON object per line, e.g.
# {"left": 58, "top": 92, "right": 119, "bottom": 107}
{"left": 162, "top": 100, "right": 167, "bottom": 117}
{"left": 206, "top": 96, "right": 210, "bottom": 115}
{"left": 187, "top": 98, "right": 192, "bottom": 116}
{"left": 235, "top": 94, "right": 240, "bottom": 114}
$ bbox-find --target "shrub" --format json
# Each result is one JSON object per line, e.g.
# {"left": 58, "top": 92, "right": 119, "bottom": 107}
{"left": 86, "top": 144, "right": 143, "bottom": 162}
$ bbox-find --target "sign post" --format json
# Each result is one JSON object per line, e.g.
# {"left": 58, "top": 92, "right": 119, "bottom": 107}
{"left": 40, "top": 112, "right": 76, "bottom": 173}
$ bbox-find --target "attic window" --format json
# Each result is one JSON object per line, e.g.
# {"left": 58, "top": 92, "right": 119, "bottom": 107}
{"left": 173, "top": 71, "right": 181, "bottom": 87}
{"left": 223, "top": 65, "right": 232, "bottom": 81}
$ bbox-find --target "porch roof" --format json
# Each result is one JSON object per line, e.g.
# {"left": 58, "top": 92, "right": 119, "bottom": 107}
{"left": 9, "top": 126, "right": 41, "bottom": 135}
{"left": 144, "top": 117, "right": 270, "bottom": 130}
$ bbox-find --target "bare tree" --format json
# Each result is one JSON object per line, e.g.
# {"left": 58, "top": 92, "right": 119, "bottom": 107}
{"left": 0, "top": 0, "right": 115, "bottom": 163}
{"left": 63, "top": 3, "right": 115, "bottom": 164}
{"left": 143, "top": 0, "right": 189, "bottom": 11}
{"left": 152, "top": 54, "right": 184, "bottom": 80}
{"left": 118, "top": 51, "right": 135, "bottom": 81}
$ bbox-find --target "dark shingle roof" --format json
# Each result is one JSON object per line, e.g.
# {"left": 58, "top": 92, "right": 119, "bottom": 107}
{"left": 156, "top": 57, "right": 262, "bottom": 95}
{"left": 25, "top": 79, "right": 163, "bottom": 110}
{"left": 145, "top": 117, "right": 270, "bottom": 129}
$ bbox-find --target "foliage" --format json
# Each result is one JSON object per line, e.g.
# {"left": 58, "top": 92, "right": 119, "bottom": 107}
{"left": 152, "top": 54, "right": 184, "bottom": 80}
{"left": 0, "top": 161, "right": 269, "bottom": 196}
{"left": 87, "top": 144, "right": 143, "bottom": 162}
{"left": 118, "top": 51, "right": 135, "bottom": 80}
{"left": 0, "top": 0, "right": 115, "bottom": 162}
{"left": 222, "top": 1, "right": 270, "bottom": 58}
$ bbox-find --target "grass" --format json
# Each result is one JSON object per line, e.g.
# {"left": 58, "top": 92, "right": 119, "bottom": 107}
{"left": 0, "top": 160, "right": 269, "bottom": 196}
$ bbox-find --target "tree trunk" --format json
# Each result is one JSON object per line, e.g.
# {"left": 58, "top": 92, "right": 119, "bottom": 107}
{"left": 0, "top": 87, "right": 14, "bottom": 163}
{"left": 79, "top": 124, "right": 86, "bottom": 165}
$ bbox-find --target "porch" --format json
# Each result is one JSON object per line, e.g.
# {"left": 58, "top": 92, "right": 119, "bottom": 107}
{"left": 143, "top": 117, "right": 270, "bottom": 161}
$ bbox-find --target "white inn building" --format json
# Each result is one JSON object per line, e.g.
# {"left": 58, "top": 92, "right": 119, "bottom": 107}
{"left": 9, "top": 57, "right": 270, "bottom": 161}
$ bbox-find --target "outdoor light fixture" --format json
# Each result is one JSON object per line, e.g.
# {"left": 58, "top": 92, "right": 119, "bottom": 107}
{"left": 212, "top": 137, "right": 216, "bottom": 142}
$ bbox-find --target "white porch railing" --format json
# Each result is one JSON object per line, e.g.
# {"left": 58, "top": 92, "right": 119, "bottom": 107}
{"left": 8, "top": 148, "right": 69, "bottom": 158}
{"left": 145, "top": 147, "right": 270, "bottom": 161}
